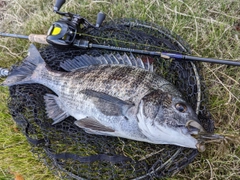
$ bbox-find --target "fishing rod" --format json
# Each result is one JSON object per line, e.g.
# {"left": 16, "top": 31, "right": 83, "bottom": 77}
{"left": 1, "top": 0, "right": 240, "bottom": 68}
{"left": 1, "top": 32, "right": 240, "bottom": 67}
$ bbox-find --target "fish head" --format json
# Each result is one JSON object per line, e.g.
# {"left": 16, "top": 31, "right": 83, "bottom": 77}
{"left": 137, "top": 90, "right": 205, "bottom": 150}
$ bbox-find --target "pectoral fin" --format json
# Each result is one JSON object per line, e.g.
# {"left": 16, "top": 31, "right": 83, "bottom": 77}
{"left": 74, "top": 117, "right": 115, "bottom": 133}
{"left": 44, "top": 93, "right": 69, "bottom": 125}
{"left": 81, "top": 89, "right": 134, "bottom": 117}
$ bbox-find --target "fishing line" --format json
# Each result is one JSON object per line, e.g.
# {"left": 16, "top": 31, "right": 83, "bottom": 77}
{"left": 77, "top": 32, "right": 187, "bottom": 54}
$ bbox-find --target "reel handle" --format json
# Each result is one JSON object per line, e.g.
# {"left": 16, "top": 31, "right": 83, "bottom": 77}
{"left": 53, "top": 0, "right": 66, "bottom": 12}
{"left": 96, "top": 12, "right": 106, "bottom": 27}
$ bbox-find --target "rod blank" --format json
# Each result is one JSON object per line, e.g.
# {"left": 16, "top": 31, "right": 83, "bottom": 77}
{"left": 184, "top": 55, "right": 240, "bottom": 66}
{"left": 161, "top": 53, "right": 240, "bottom": 67}
{"left": 0, "top": 32, "right": 28, "bottom": 39}
{"left": 0, "top": 32, "right": 48, "bottom": 44}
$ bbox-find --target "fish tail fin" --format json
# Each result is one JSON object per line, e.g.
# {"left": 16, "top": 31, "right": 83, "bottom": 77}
{"left": 2, "top": 44, "right": 46, "bottom": 86}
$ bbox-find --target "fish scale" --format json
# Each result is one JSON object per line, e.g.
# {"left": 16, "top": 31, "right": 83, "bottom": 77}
{"left": 60, "top": 65, "right": 151, "bottom": 101}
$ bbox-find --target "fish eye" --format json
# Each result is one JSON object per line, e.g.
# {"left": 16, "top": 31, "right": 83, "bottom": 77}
{"left": 175, "top": 103, "right": 187, "bottom": 113}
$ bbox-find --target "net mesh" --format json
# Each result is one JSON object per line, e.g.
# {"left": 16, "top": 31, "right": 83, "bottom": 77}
{"left": 8, "top": 19, "right": 214, "bottom": 179}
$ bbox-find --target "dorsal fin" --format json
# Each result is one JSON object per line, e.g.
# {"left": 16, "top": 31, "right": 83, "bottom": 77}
{"left": 144, "top": 57, "right": 154, "bottom": 71}
{"left": 60, "top": 53, "right": 153, "bottom": 72}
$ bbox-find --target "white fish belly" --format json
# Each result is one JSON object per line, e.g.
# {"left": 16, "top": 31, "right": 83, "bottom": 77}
{"left": 59, "top": 92, "right": 148, "bottom": 142}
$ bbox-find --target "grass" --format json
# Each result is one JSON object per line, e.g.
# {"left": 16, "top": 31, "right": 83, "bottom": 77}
{"left": 0, "top": 0, "right": 239, "bottom": 179}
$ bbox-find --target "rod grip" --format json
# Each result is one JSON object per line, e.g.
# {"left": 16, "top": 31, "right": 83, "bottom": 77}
{"left": 28, "top": 34, "right": 48, "bottom": 45}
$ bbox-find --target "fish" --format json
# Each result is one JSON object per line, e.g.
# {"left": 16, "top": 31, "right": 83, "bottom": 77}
{"left": 3, "top": 44, "right": 211, "bottom": 150}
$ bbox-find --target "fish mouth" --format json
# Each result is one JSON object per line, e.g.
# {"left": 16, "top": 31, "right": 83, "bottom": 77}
{"left": 185, "top": 120, "right": 225, "bottom": 152}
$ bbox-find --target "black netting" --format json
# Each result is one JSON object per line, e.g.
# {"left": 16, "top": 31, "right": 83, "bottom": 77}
{"left": 8, "top": 19, "right": 214, "bottom": 179}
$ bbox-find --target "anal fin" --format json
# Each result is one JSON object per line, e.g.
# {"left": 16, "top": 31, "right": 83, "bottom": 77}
{"left": 44, "top": 93, "right": 69, "bottom": 125}
{"left": 74, "top": 117, "right": 115, "bottom": 133}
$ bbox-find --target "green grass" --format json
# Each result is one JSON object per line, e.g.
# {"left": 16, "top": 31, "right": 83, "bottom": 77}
{"left": 0, "top": 0, "right": 239, "bottom": 179}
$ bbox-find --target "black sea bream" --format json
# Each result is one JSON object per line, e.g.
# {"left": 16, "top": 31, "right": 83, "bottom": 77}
{"left": 3, "top": 44, "right": 206, "bottom": 149}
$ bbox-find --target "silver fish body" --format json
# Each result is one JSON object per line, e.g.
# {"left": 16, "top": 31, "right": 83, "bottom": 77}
{"left": 3, "top": 44, "right": 203, "bottom": 149}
